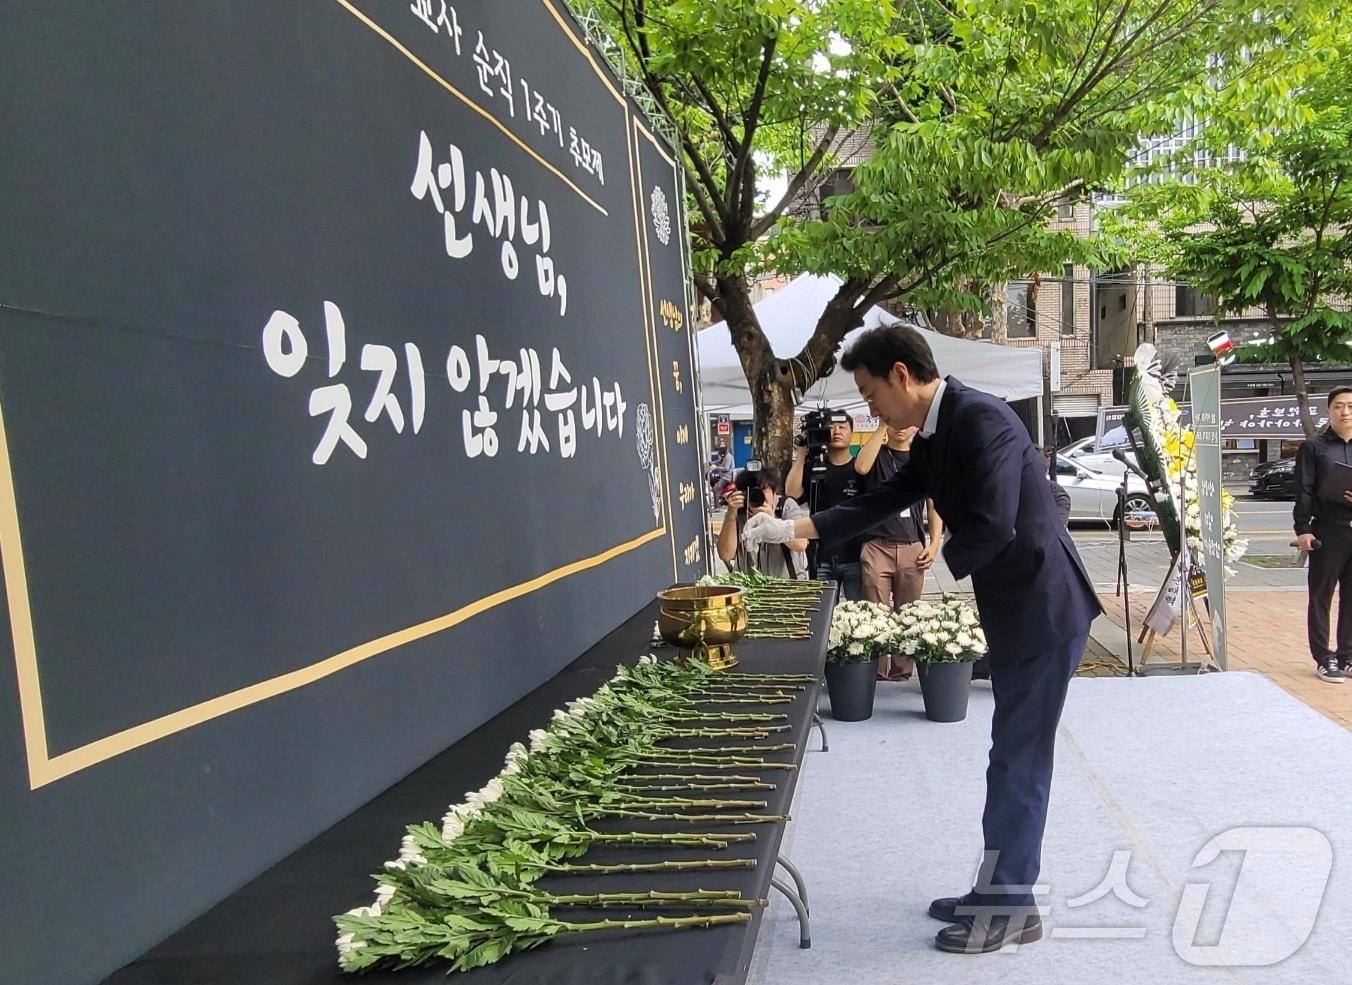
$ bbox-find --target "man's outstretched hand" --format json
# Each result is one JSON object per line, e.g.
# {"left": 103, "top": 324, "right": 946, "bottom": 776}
{"left": 742, "top": 514, "right": 795, "bottom": 551}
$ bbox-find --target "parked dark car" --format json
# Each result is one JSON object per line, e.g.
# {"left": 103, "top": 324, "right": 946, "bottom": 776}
{"left": 1249, "top": 457, "right": 1297, "bottom": 499}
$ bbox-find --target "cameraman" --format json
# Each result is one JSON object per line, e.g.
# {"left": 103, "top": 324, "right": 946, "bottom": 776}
{"left": 786, "top": 410, "right": 866, "bottom": 600}
{"left": 717, "top": 466, "right": 810, "bottom": 578}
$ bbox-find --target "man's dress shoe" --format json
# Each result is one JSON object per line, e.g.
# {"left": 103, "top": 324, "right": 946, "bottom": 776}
{"left": 928, "top": 897, "right": 964, "bottom": 922}
{"left": 934, "top": 911, "right": 1043, "bottom": 954}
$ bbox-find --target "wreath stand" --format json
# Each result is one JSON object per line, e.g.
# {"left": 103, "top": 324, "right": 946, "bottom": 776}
{"left": 1136, "top": 547, "right": 1218, "bottom": 674}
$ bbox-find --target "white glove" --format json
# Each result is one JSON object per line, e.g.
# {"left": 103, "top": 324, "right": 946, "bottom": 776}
{"left": 742, "top": 513, "right": 796, "bottom": 550}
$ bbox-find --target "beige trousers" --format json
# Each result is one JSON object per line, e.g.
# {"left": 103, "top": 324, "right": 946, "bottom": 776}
{"left": 861, "top": 539, "right": 925, "bottom": 677}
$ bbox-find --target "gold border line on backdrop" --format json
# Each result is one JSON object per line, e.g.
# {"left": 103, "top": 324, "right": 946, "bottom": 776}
{"left": 0, "top": 383, "right": 665, "bottom": 788}
{"left": 630, "top": 116, "right": 678, "bottom": 578}
{"left": 333, "top": 0, "right": 619, "bottom": 216}
{"left": 4, "top": 0, "right": 682, "bottom": 788}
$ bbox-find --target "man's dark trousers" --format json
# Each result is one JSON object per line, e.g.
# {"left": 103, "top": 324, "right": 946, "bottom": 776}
{"left": 1309, "top": 520, "right": 1352, "bottom": 666}
{"left": 962, "top": 627, "right": 1088, "bottom": 910}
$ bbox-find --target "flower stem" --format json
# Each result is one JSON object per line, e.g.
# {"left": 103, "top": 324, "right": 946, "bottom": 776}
{"left": 558, "top": 911, "right": 752, "bottom": 932}
{"left": 613, "top": 781, "right": 774, "bottom": 792}
{"left": 547, "top": 858, "right": 757, "bottom": 873}
{"left": 618, "top": 772, "right": 771, "bottom": 785}
{"left": 590, "top": 830, "right": 757, "bottom": 845}
{"left": 592, "top": 809, "right": 787, "bottom": 823}
{"left": 546, "top": 890, "right": 761, "bottom": 908}
{"left": 605, "top": 795, "right": 768, "bottom": 808}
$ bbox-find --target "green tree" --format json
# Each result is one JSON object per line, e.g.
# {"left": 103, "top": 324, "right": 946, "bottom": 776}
{"left": 1107, "top": 28, "right": 1352, "bottom": 438}
{"left": 584, "top": 0, "right": 1313, "bottom": 471}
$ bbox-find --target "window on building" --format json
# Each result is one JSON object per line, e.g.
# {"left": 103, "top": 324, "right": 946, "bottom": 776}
{"left": 1058, "top": 199, "right": 1075, "bottom": 221}
{"left": 1175, "top": 284, "right": 1217, "bottom": 317}
{"left": 1006, "top": 283, "right": 1036, "bottom": 338}
{"left": 1061, "top": 264, "right": 1076, "bottom": 335}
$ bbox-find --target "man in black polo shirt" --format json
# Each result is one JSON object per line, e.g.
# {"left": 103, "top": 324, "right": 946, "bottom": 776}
{"left": 786, "top": 410, "right": 866, "bottom": 600}
{"left": 1295, "top": 385, "right": 1352, "bottom": 683}
{"left": 854, "top": 422, "right": 944, "bottom": 679}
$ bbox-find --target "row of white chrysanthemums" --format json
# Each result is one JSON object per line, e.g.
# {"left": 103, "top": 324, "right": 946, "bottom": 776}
{"left": 334, "top": 655, "right": 660, "bottom": 967}
{"left": 828, "top": 598, "right": 986, "bottom": 663}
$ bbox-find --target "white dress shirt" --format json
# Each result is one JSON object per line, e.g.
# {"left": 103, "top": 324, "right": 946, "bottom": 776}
{"left": 920, "top": 378, "right": 948, "bottom": 438}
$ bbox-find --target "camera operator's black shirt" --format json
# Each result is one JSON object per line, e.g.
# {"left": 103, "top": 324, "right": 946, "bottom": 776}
{"left": 811, "top": 459, "right": 868, "bottom": 564}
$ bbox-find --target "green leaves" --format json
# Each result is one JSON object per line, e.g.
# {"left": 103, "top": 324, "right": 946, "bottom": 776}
{"left": 1108, "top": 8, "right": 1352, "bottom": 435}
{"left": 334, "top": 653, "right": 819, "bottom": 972}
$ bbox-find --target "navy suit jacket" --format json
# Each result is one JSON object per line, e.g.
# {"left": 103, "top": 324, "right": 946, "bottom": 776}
{"left": 813, "top": 377, "right": 1101, "bottom": 655}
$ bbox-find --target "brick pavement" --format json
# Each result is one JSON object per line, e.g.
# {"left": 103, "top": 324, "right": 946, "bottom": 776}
{"left": 1096, "top": 587, "right": 1352, "bottom": 731}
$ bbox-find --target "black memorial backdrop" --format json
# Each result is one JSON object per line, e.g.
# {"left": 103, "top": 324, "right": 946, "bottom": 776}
{"left": 633, "top": 121, "right": 707, "bottom": 576}
{"left": 0, "top": 3, "right": 702, "bottom": 983}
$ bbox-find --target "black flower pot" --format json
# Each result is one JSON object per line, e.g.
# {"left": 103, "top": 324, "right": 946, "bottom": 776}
{"left": 824, "top": 658, "right": 879, "bottom": 721}
{"left": 916, "top": 660, "right": 974, "bottom": 722}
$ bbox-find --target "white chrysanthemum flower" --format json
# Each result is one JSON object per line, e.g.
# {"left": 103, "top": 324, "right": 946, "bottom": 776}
{"left": 465, "top": 778, "right": 504, "bottom": 809}
{"left": 945, "top": 642, "right": 962, "bottom": 655}
{"left": 374, "top": 883, "right": 396, "bottom": 906}
{"left": 336, "top": 931, "right": 367, "bottom": 959}
{"left": 450, "top": 801, "right": 480, "bottom": 820}
{"left": 397, "top": 835, "right": 426, "bottom": 865}
{"left": 441, "top": 815, "right": 465, "bottom": 841}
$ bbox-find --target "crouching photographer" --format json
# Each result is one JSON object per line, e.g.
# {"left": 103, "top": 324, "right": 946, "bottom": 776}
{"left": 716, "top": 464, "right": 810, "bottom": 579}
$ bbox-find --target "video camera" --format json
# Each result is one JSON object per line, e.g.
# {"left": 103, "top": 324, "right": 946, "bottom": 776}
{"left": 793, "top": 407, "right": 849, "bottom": 478}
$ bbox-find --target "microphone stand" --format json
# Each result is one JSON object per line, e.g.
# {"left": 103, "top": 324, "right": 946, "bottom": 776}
{"left": 1114, "top": 473, "right": 1135, "bottom": 676}
{"left": 1115, "top": 441, "right": 1164, "bottom": 677}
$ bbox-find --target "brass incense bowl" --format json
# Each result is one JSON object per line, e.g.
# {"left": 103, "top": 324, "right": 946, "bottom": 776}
{"left": 656, "top": 584, "right": 748, "bottom": 671}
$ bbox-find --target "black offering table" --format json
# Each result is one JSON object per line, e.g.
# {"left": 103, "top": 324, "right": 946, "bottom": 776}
{"left": 104, "top": 589, "right": 832, "bottom": 985}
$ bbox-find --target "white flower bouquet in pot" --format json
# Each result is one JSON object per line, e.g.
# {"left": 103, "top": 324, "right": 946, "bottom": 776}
{"left": 824, "top": 601, "right": 900, "bottom": 721}
{"left": 896, "top": 598, "right": 986, "bottom": 722}
{"left": 827, "top": 600, "right": 901, "bottom": 664}
{"left": 895, "top": 598, "right": 987, "bottom": 664}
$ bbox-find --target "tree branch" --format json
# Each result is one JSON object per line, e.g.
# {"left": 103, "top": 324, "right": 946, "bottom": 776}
{"left": 613, "top": 3, "right": 727, "bottom": 242}
{"left": 732, "top": 35, "right": 779, "bottom": 228}
{"left": 748, "top": 123, "right": 843, "bottom": 239}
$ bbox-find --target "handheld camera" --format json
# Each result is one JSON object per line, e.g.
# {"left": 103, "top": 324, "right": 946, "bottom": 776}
{"left": 733, "top": 460, "right": 766, "bottom": 514}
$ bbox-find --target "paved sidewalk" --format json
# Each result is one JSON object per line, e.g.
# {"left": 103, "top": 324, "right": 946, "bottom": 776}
{"left": 1092, "top": 587, "right": 1352, "bottom": 731}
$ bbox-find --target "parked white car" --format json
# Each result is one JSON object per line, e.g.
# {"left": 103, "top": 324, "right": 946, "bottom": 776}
{"left": 1062, "top": 437, "right": 1140, "bottom": 479}
{"left": 1054, "top": 455, "right": 1157, "bottom": 528}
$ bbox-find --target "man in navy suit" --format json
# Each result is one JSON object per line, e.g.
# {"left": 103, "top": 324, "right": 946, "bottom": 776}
{"left": 743, "top": 324, "right": 1102, "bottom": 954}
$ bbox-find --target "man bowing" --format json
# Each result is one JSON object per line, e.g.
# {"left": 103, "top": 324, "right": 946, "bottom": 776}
{"left": 743, "top": 324, "right": 1101, "bottom": 954}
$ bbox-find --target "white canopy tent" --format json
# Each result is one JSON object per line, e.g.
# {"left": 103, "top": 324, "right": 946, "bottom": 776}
{"left": 697, "top": 274, "right": 1044, "bottom": 417}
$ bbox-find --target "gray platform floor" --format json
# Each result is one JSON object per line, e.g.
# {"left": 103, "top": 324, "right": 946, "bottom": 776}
{"left": 750, "top": 672, "right": 1351, "bottom": 985}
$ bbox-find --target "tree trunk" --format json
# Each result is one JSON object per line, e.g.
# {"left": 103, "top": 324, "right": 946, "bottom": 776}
{"left": 988, "top": 282, "right": 1009, "bottom": 344}
{"left": 1141, "top": 263, "right": 1155, "bottom": 344}
{"left": 1289, "top": 354, "right": 1318, "bottom": 439}
{"left": 713, "top": 274, "right": 797, "bottom": 478}
{"left": 925, "top": 307, "right": 986, "bottom": 338}
{"left": 1266, "top": 300, "right": 1318, "bottom": 439}
{"left": 751, "top": 372, "right": 798, "bottom": 479}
